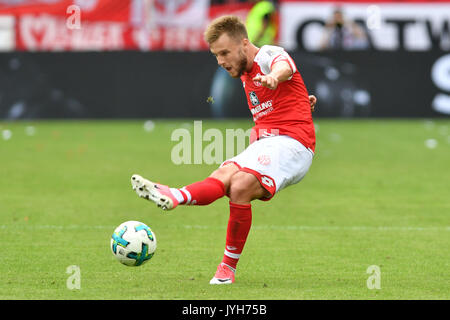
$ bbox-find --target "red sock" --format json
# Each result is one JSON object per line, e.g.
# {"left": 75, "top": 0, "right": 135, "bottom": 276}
{"left": 177, "top": 177, "right": 225, "bottom": 205}
{"left": 221, "top": 202, "right": 252, "bottom": 270}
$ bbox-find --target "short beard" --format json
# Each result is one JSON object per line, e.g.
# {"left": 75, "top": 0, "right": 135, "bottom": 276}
{"left": 233, "top": 51, "right": 248, "bottom": 78}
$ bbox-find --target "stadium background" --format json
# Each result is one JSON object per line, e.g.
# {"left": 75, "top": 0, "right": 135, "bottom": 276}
{"left": 0, "top": 0, "right": 449, "bottom": 119}
{"left": 0, "top": 0, "right": 449, "bottom": 302}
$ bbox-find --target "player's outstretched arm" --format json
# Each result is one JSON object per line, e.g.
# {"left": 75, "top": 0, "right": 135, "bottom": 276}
{"left": 252, "top": 60, "right": 292, "bottom": 90}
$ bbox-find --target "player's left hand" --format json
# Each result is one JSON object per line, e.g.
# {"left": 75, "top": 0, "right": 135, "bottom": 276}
{"left": 253, "top": 74, "right": 278, "bottom": 90}
{"left": 309, "top": 95, "right": 317, "bottom": 112}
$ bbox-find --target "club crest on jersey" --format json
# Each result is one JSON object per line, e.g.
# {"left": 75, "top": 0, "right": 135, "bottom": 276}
{"left": 249, "top": 91, "right": 260, "bottom": 106}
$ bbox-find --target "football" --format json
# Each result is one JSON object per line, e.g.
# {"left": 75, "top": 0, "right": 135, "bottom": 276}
{"left": 111, "top": 221, "right": 157, "bottom": 266}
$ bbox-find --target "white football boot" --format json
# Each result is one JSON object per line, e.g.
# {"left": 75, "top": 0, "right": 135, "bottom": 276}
{"left": 131, "top": 174, "right": 179, "bottom": 211}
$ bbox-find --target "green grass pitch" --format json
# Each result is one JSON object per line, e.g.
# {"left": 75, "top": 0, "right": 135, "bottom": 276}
{"left": 0, "top": 119, "right": 448, "bottom": 300}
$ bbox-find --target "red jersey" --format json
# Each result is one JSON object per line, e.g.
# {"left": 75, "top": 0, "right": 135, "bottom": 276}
{"left": 240, "top": 45, "right": 316, "bottom": 152}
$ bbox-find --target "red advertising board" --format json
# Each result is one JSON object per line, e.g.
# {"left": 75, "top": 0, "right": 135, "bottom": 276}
{"left": 0, "top": 0, "right": 253, "bottom": 51}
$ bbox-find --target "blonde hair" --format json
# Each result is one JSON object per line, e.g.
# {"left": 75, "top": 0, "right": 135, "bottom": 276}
{"left": 204, "top": 15, "right": 248, "bottom": 45}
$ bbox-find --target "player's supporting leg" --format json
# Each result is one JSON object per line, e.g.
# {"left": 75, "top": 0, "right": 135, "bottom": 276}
{"left": 210, "top": 171, "right": 269, "bottom": 285}
{"left": 131, "top": 164, "right": 239, "bottom": 210}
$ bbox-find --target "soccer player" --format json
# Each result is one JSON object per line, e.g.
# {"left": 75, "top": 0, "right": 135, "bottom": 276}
{"left": 131, "top": 15, "right": 316, "bottom": 285}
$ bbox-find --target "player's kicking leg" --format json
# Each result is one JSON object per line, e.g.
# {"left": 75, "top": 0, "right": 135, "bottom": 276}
{"left": 131, "top": 164, "right": 237, "bottom": 211}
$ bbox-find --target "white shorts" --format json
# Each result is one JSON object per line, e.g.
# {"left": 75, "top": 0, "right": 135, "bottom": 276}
{"left": 220, "top": 135, "right": 314, "bottom": 201}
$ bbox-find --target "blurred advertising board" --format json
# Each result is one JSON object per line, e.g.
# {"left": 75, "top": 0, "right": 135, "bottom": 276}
{"left": 0, "top": 49, "right": 448, "bottom": 119}
{"left": 0, "top": 0, "right": 253, "bottom": 51}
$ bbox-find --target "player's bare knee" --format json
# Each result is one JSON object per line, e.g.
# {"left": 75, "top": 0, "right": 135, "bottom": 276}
{"left": 228, "top": 171, "right": 262, "bottom": 203}
{"left": 209, "top": 163, "right": 240, "bottom": 194}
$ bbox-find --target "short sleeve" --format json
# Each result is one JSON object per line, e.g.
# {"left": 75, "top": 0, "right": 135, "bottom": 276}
{"left": 255, "top": 45, "right": 297, "bottom": 78}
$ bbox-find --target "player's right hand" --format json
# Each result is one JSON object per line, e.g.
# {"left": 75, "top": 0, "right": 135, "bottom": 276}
{"left": 253, "top": 74, "right": 278, "bottom": 90}
{"left": 309, "top": 95, "right": 317, "bottom": 112}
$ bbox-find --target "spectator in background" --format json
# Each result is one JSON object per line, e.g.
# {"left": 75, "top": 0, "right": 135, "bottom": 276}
{"left": 246, "top": 0, "right": 277, "bottom": 47}
{"left": 320, "top": 7, "right": 369, "bottom": 50}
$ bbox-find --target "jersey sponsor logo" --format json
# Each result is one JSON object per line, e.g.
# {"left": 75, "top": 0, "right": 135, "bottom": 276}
{"left": 253, "top": 106, "right": 274, "bottom": 121}
{"left": 250, "top": 100, "right": 272, "bottom": 115}
{"left": 249, "top": 91, "right": 260, "bottom": 106}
